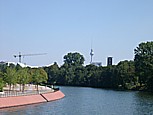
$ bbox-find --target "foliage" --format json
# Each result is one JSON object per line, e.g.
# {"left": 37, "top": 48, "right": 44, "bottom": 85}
{"left": 4, "top": 67, "right": 17, "bottom": 91}
{"left": 64, "top": 52, "right": 85, "bottom": 66}
{"left": 0, "top": 72, "right": 4, "bottom": 91}
{"left": 0, "top": 63, "right": 7, "bottom": 73}
{"left": 32, "top": 68, "right": 48, "bottom": 91}
{"left": 116, "top": 60, "right": 137, "bottom": 89}
{"left": 0, "top": 63, "right": 48, "bottom": 92}
{"left": 0, "top": 78, "right": 4, "bottom": 92}
{"left": 16, "top": 68, "right": 30, "bottom": 92}
{"left": 44, "top": 62, "right": 59, "bottom": 85}
{"left": 134, "top": 41, "right": 153, "bottom": 91}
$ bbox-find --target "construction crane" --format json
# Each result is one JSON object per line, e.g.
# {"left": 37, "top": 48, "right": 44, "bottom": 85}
{"left": 13, "top": 52, "right": 47, "bottom": 63}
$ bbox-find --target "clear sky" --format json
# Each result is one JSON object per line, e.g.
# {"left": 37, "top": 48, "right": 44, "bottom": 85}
{"left": 0, "top": 0, "right": 153, "bottom": 66}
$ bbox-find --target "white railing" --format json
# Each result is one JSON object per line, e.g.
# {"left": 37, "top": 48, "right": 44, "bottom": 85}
{"left": 0, "top": 89, "right": 54, "bottom": 98}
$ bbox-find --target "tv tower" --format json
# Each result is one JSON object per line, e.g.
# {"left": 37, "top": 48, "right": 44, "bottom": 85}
{"left": 90, "top": 39, "right": 94, "bottom": 63}
{"left": 90, "top": 48, "right": 94, "bottom": 63}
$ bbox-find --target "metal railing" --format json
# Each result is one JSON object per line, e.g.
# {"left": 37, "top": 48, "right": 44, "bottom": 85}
{"left": 0, "top": 89, "right": 54, "bottom": 98}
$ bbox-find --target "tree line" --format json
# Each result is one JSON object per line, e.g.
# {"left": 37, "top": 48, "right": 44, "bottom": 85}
{"left": 0, "top": 41, "right": 153, "bottom": 92}
{"left": 44, "top": 57, "right": 137, "bottom": 90}
{"left": 0, "top": 64, "right": 47, "bottom": 92}
{"left": 44, "top": 41, "right": 153, "bottom": 92}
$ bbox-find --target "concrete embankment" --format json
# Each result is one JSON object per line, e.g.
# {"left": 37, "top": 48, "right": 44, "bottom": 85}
{"left": 41, "top": 90, "right": 65, "bottom": 102}
{"left": 0, "top": 90, "right": 65, "bottom": 109}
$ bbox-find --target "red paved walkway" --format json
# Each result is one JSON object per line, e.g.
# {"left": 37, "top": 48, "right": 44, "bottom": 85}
{"left": 0, "top": 91, "right": 65, "bottom": 109}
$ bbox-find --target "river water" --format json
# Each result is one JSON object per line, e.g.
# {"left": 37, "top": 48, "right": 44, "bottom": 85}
{"left": 0, "top": 86, "right": 153, "bottom": 115}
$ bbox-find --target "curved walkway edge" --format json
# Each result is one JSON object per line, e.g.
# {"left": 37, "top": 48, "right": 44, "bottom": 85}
{"left": 0, "top": 90, "right": 65, "bottom": 109}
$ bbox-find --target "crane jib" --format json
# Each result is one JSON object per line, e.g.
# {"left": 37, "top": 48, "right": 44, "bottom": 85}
{"left": 13, "top": 52, "right": 47, "bottom": 63}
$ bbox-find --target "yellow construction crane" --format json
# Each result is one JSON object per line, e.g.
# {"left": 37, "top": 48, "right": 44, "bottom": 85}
{"left": 13, "top": 52, "right": 47, "bottom": 63}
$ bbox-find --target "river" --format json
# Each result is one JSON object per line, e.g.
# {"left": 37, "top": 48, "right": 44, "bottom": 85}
{"left": 0, "top": 86, "right": 153, "bottom": 115}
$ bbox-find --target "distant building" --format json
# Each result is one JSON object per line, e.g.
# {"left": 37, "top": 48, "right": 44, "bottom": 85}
{"left": 0, "top": 61, "right": 6, "bottom": 65}
{"left": 91, "top": 62, "right": 102, "bottom": 67}
{"left": 107, "top": 57, "right": 113, "bottom": 66}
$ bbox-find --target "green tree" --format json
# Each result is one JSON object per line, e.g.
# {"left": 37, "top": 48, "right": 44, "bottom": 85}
{"left": 18, "top": 68, "right": 30, "bottom": 92}
{"left": 59, "top": 52, "right": 85, "bottom": 86}
{"left": 0, "top": 78, "right": 4, "bottom": 92}
{"left": 58, "top": 66, "right": 66, "bottom": 85}
{"left": 134, "top": 41, "right": 153, "bottom": 91}
{"left": 64, "top": 52, "right": 85, "bottom": 66}
{"left": 58, "top": 63, "right": 75, "bottom": 85}
{"left": 0, "top": 63, "right": 7, "bottom": 73}
{"left": 100, "top": 66, "right": 117, "bottom": 88}
{"left": 16, "top": 68, "right": 30, "bottom": 91}
{"left": 32, "top": 68, "right": 48, "bottom": 91}
{"left": 4, "top": 67, "right": 17, "bottom": 91}
{"left": 16, "top": 63, "right": 22, "bottom": 71}
{"left": 44, "top": 62, "right": 60, "bottom": 85}
{"left": 0, "top": 72, "right": 5, "bottom": 92}
{"left": 74, "top": 66, "right": 86, "bottom": 86}
{"left": 85, "top": 65, "right": 96, "bottom": 87}
{"left": 116, "top": 60, "right": 136, "bottom": 89}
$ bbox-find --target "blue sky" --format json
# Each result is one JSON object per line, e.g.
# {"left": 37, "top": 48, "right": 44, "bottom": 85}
{"left": 0, "top": 0, "right": 153, "bottom": 66}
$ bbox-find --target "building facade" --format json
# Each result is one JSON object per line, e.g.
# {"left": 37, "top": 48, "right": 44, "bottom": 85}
{"left": 107, "top": 57, "right": 113, "bottom": 66}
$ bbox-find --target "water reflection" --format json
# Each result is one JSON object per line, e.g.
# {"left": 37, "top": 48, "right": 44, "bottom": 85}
{"left": 134, "top": 92, "right": 153, "bottom": 115}
{"left": 0, "top": 103, "right": 45, "bottom": 115}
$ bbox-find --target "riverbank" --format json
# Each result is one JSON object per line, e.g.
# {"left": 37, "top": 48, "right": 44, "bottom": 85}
{"left": 0, "top": 84, "right": 65, "bottom": 109}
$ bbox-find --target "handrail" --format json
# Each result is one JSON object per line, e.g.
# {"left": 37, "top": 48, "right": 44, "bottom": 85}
{"left": 0, "top": 90, "right": 54, "bottom": 98}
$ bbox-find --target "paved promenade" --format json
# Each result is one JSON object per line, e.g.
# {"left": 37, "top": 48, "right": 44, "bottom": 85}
{"left": 0, "top": 84, "right": 54, "bottom": 97}
{"left": 0, "top": 85, "right": 65, "bottom": 109}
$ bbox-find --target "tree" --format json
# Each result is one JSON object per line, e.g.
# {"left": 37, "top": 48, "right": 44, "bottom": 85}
{"left": 32, "top": 68, "right": 48, "bottom": 91}
{"left": 0, "top": 78, "right": 4, "bottom": 92}
{"left": 4, "top": 67, "right": 17, "bottom": 91}
{"left": 16, "top": 68, "right": 30, "bottom": 91}
{"left": 16, "top": 63, "right": 22, "bottom": 71}
{"left": 18, "top": 68, "right": 30, "bottom": 92}
{"left": 100, "top": 66, "right": 117, "bottom": 89}
{"left": 58, "top": 66, "right": 66, "bottom": 85}
{"left": 44, "top": 62, "right": 60, "bottom": 85}
{"left": 0, "top": 72, "right": 4, "bottom": 92}
{"left": 116, "top": 60, "right": 136, "bottom": 89}
{"left": 85, "top": 64, "right": 98, "bottom": 87}
{"left": 59, "top": 52, "right": 85, "bottom": 86}
{"left": 74, "top": 66, "right": 86, "bottom": 86}
{"left": 58, "top": 64, "right": 75, "bottom": 85}
{"left": 0, "top": 63, "right": 7, "bottom": 73}
{"left": 63, "top": 52, "right": 85, "bottom": 66}
{"left": 134, "top": 41, "right": 153, "bottom": 91}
